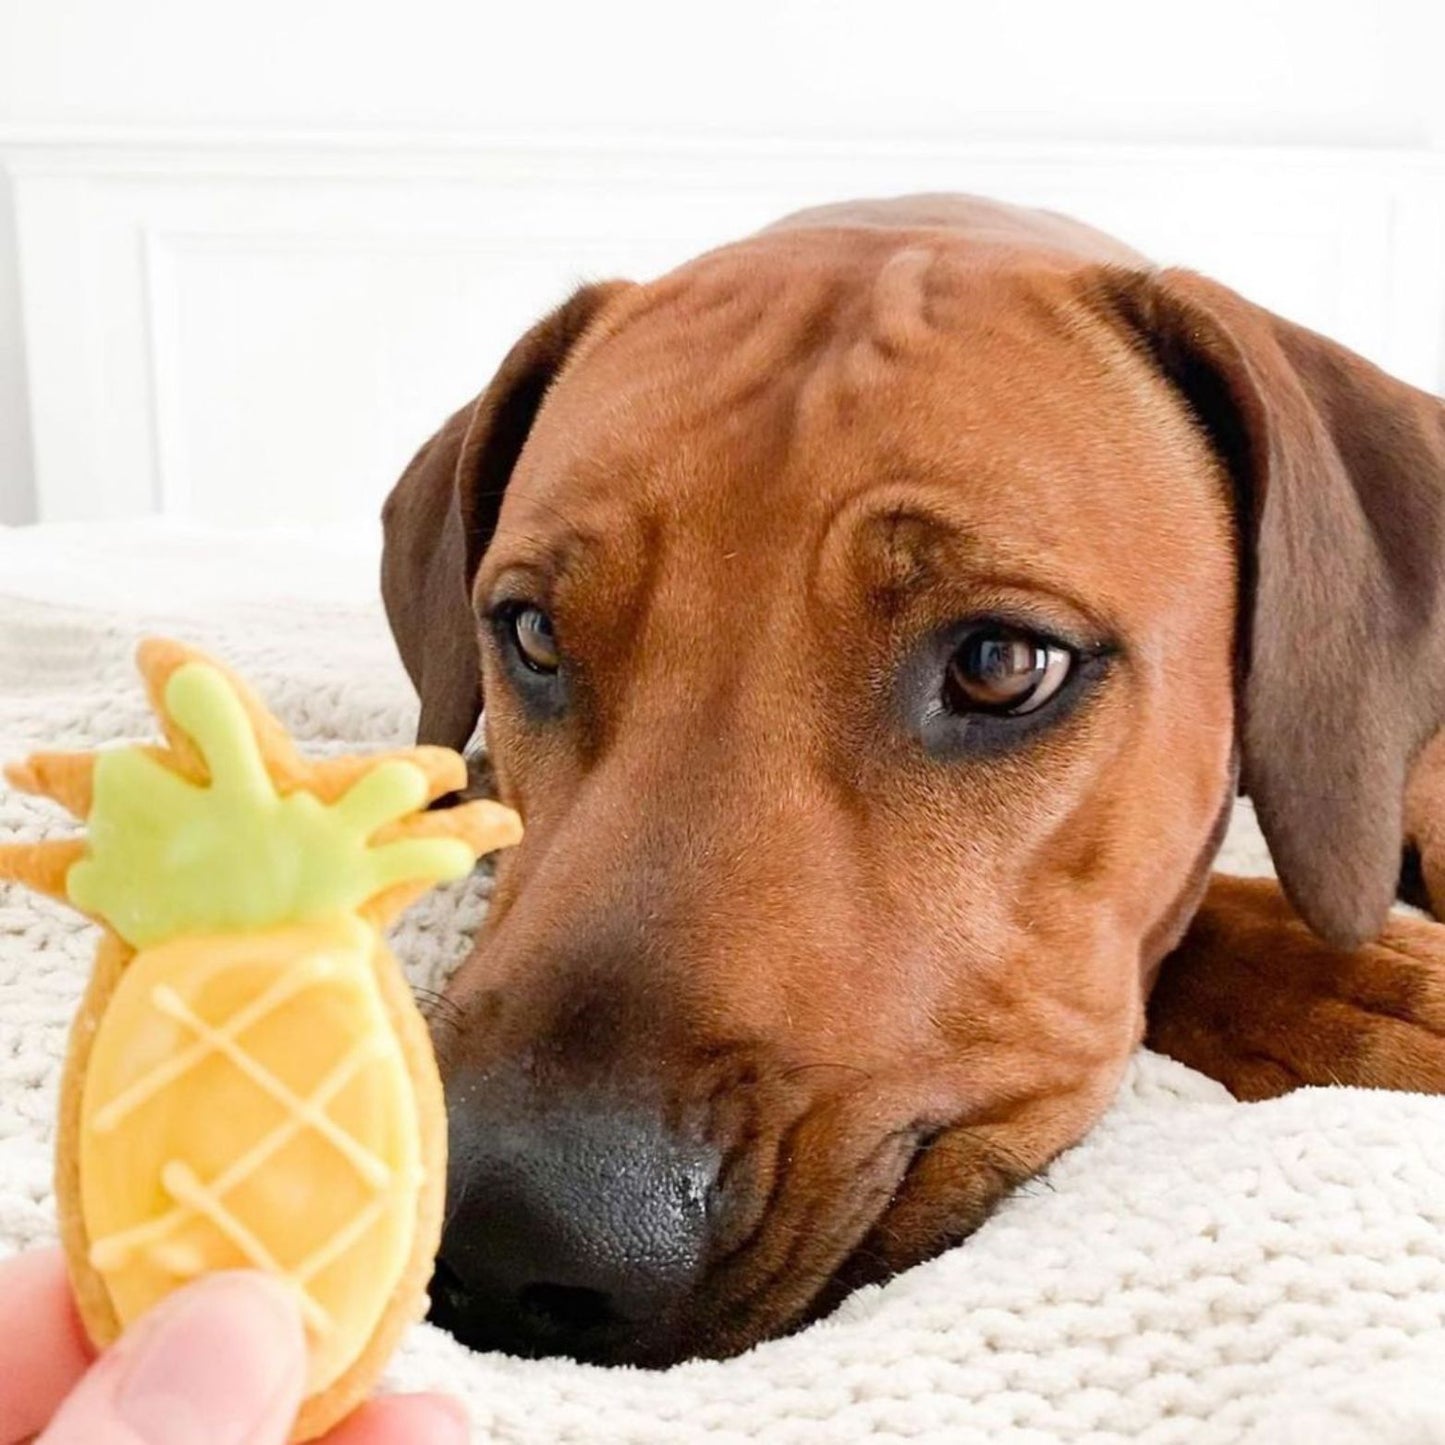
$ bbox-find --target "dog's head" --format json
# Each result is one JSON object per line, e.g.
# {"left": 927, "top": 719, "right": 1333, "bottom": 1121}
{"left": 382, "top": 214, "right": 1445, "bottom": 1364}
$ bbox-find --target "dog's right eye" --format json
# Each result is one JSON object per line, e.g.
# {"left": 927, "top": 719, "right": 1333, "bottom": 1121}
{"left": 945, "top": 628, "right": 1072, "bottom": 716}
{"left": 902, "top": 614, "right": 1112, "bottom": 760}
{"left": 506, "top": 605, "right": 561, "bottom": 674}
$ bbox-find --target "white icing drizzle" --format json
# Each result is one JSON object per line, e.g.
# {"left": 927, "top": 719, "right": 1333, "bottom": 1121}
{"left": 90, "top": 953, "right": 340, "bottom": 1133}
{"left": 148, "top": 983, "right": 391, "bottom": 1188}
{"left": 88, "top": 1033, "right": 388, "bottom": 1272}
{"left": 292, "top": 1192, "right": 392, "bottom": 1287}
{"left": 160, "top": 1160, "right": 333, "bottom": 1334}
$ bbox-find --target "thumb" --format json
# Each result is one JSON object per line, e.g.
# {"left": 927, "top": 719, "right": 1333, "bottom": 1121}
{"left": 40, "top": 1272, "right": 307, "bottom": 1445}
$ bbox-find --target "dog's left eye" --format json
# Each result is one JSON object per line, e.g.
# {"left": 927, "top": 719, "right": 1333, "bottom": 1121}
{"left": 944, "top": 628, "right": 1072, "bottom": 716}
{"left": 508, "top": 605, "right": 561, "bottom": 674}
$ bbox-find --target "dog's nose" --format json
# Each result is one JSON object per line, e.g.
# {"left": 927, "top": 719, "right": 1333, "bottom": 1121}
{"left": 428, "top": 1078, "right": 719, "bottom": 1363}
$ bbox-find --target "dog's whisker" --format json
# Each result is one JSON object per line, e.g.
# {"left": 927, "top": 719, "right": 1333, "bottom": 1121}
{"left": 412, "top": 986, "right": 466, "bottom": 1035}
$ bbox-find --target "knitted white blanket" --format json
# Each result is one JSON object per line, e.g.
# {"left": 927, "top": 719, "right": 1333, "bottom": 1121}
{"left": 3, "top": 522, "right": 1445, "bottom": 1445}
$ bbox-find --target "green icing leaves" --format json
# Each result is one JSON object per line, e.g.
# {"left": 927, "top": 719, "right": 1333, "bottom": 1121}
{"left": 67, "top": 663, "right": 474, "bottom": 948}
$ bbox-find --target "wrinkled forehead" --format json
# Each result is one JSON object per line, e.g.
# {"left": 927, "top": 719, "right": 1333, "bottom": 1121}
{"left": 489, "top": 234, "right": 1232, "bottom": 626}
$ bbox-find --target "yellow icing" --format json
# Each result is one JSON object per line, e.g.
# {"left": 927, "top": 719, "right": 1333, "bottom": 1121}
{"left": 66, "top": 662, "right": 474, "bottom": 949}
{"left": 79, "top": 914, "right": 421, "bottom": 1394}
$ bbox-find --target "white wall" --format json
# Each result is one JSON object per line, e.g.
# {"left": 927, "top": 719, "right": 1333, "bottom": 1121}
{"left": 5, "top": 0, "right": 1443, "bottom": 145}
{"left": 2, "top": 0, "right": 1444, "bottom": 525}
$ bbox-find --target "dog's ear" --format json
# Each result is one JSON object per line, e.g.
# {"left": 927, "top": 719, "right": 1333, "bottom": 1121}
{"left": 381, "top": 281, "right": 632, "bottom": 751}
{"left": 1101, "top": 267, "right": 1445, "bottom": 949}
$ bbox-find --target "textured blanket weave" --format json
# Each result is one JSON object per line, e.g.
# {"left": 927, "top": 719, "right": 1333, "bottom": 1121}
{"left": 2, "top": 522, "right": 1444, "bottom": 1443}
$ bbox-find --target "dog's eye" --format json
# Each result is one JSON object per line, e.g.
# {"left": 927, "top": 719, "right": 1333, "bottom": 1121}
{"left": 509, "top": 606, "right": 561, "bottom": 674}
{"left": 945, "top": 628, "right": 1072, "bottom": 715}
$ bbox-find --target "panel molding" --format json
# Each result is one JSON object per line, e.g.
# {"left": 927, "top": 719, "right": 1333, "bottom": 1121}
{"left": 3, "top": 128, "right": 1443, "bottom": 524}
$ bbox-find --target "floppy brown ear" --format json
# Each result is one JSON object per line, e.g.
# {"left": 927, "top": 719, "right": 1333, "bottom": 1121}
{"left": 381, "top": 281, "right": 633, "bottom": 751}
{"left": 1103, "top": 267, "right": 1445, "bottom": 948}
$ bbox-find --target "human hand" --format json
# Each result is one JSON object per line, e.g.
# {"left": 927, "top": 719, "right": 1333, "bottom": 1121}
{"left": 0, "top": 1249, "right": 468, "bottom": 1445}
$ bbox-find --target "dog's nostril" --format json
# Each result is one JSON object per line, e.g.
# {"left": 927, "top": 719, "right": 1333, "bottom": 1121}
{"left": 516, "top": 1283, "right": 615, "bottom": 1339}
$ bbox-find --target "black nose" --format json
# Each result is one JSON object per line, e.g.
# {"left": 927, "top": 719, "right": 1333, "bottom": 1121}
{"left": 429, "top": 1074, "right": 719, "bottom": 1364}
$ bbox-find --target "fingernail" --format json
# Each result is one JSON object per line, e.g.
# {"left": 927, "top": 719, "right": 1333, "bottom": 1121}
{"left": 114, "top": 1273, "right": 305, "bottom": 1445}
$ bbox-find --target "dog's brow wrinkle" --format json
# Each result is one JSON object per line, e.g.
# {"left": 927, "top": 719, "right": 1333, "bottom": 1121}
{"left": 869, "top": 246, "right": 941, "bottom": 354}
{"left": 492, "top": 496, "right": 598, "bottom": 571}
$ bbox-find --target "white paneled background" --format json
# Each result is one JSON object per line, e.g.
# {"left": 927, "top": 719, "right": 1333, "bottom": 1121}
{"left": 2, "top": 0, "right": 1444, "bottom": 527}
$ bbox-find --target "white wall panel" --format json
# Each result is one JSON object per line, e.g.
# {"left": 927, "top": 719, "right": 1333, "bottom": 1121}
{"left": 0, "top": 167, "right": 33, "bottom": 524}
{"left": 2, "top": 134, "right": 1443, "bottom": 524}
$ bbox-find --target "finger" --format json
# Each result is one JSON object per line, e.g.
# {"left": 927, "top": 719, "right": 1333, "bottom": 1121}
{"left": 333, "top": 762, "right": 430, "bottom": 838}
{"left": 0, "top": 1248, "right": 94, "bottom": 1444}
{"left": 320, "top": 1394, "right": 469, "bottom": 1445}
{"left": 161, "top": 664, "right": 273, "bottom": 799}
{"left": 38, "top": 1271, "right": 305, "bottom": 1445}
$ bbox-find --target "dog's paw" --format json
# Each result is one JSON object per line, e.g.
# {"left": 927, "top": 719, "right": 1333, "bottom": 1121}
{"left": 1146, "top": 874, "right": 1445, "bottom": 1100}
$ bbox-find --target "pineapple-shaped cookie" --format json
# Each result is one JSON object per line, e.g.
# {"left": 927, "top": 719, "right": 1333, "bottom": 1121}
{"left": 0, "top": 640, "right": 520, "bottom": 1441}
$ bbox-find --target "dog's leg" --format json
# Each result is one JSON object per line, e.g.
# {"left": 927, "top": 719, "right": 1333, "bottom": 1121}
{"left": 1404, "top": 728, "right": 1445, "bottom": 914}
{"left": 1145, "top": 874, "right": 1445, "bottom": 1099}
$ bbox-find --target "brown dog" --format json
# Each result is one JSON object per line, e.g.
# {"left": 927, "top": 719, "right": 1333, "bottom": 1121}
{"left": 380, "top": 195, "right": 1445, "bottom": 1367}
